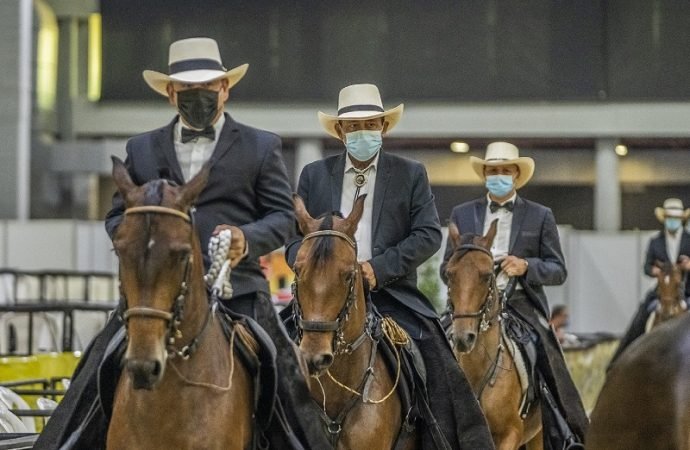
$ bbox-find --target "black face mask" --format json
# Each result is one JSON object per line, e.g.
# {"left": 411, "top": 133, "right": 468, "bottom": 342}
{"left": 176, "top": 88, "right": 220, "bottom": 129}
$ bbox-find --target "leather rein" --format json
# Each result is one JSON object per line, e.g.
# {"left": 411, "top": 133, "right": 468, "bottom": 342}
{"left": 119, "top": 205, "right": 214, "bottom": 360}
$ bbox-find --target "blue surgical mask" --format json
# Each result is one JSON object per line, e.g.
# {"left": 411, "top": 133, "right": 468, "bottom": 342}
{"left": 485, "top": 175, "right": 514, "bottom": 198}
{"left": 345, "top": 130, "right": 382, "bottom": 162}
{"left": 665, "top": 218, "right": 682, "bottom": 232}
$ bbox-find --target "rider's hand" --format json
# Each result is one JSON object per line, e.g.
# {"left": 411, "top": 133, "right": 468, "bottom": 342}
{"left": 212, "top": 225, "right": 248, "bottom": 268}
{"left": 651, "top": 265, "right": 662, "bottom": 276}
{"left": 360, "top": 261, "right": 377, "bottom": 289}
{"left": 680, "top": 255, "right": 690, "bottom": 271}
{"left": 500, "top": 255, "right": 529, "bottom": 277}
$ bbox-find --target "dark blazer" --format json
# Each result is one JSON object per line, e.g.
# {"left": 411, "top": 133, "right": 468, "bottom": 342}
{"left": 286, "top": 151, "right": 442, "bottom": 318}
{"left": 440, "top": 195, "right": 567, "bottom": 318}
{"left": 105, "top": 113, "right": 294, "bottom": 298}
{"left": 643, "top": 229, "right": 690, "bottom": 297}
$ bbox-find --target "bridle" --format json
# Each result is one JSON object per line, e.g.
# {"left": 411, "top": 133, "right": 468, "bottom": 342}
{"left": 119, "top": 205, "right": 213, "bottom": 360}
{"left": 447, "top": 243, "right": 502, "bottom": 334}
{"left": 291, "top": 230, "right": 370, "bottom": 355}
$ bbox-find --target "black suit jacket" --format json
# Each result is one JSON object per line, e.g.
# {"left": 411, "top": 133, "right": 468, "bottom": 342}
{"left": 286, "top": 151, "right": 442, "bottom": 318}
{"left": 440, "top": 196, "right": 567, "bottom": 318}
{"left": 643, "top": 229, "right": 690, "bottom": 297}
{"left": 105, "top": 113, "right": 294, "bottom": 298}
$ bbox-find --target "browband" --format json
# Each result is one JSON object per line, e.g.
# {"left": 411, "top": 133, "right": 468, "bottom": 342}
{"left": 125, "top": 206, "right": 191, "bottom": 223}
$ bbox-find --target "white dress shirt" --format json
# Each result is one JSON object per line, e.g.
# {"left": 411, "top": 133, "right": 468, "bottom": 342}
{"left": 340, "top": 154, "right": 379, "bottom": 262}
{"left": 666, "top": 229, "right": 682, "bottom": 262}
{"left": 483, "top": 193, "right": 518, "bottom": 290}
{"left": 174, "top": 114, "right": 225, "bottom": 182}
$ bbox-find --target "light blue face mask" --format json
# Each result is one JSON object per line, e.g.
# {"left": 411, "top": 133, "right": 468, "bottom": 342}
{"left": 345, "top": 130, "right": 382, "bottom": 162}
{"left": 485, "top": 175, "right": 514, "bottom": 198}
{"left": 665, "top": 218, "right": 682, "bottom": 232}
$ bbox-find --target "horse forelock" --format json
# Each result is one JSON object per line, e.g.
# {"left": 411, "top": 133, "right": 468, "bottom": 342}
{"left": 302, "top": 212, "right": 351, "bottom": 271}
{"left": 143, "top": 180, "right": 168, "bottom": 206}
{"left": 124, "top": 180, "right": 180, "bottom": 262}
{"left": 451, "top": 233, "right": 487, "bottom": 261}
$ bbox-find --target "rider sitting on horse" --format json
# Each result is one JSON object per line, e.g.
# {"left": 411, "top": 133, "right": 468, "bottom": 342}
{"left": 441, "top": 142, "right": 589, "bottom": 450}
{"left": 609, "top": 198, "right": 690, "bottom": 367}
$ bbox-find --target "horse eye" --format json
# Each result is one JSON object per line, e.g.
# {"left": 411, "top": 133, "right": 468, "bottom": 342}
{"left": 170, "top": 244, "right": 191, "bottom": 258}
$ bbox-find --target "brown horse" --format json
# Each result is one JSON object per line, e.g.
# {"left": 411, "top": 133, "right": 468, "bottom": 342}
{"left": 291, "top": 194, "right": 417, "bottom": 449}
{"left": 646, "top": 261, "right": 687, "bottom": 331}
{"left": 588, "top": 312, "right": 690, "bottom": 449}
{"left": 106, "top": 157, "right": 253, "bottom": 449}
{"left": 444, "top": 220, "right": 542, "bottom": 450}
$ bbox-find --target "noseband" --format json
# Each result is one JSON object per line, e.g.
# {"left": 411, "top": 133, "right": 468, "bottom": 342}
{"left": 119, "top": 205, "right": 208, "bottom": 359}
{"left": 448, "top": 243, "right": 501, "bottom": 333}
{"left": 292, "top": 230, "right": 366, "bottom": 355}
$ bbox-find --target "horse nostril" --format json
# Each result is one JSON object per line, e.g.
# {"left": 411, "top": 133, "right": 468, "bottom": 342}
{"left": 313, "top": 353, "right": 334, "bottom": 370}
{"left": 126, "top": 359, "right": 162, "bottom": 390}
{"left": 454, "top": 332, "right": 477, "bottom": 352}
{"left": 152, "top": 360, "right": 161, "bottom": 377}
{"left": 465, "top": 332, "right": 477, "bottom": 346}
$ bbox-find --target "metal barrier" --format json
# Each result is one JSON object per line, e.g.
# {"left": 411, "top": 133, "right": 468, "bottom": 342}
{"left": 0, "top": 269, "right": 117, "bottom": 356}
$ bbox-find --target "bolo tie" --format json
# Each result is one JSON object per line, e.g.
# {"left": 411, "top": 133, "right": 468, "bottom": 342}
{"left": 353, "top": 167, "right": 371, "bottom": 200}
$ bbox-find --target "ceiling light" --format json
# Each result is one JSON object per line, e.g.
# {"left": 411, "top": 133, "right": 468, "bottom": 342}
{"left": 450, "top": 141, "right": 470, "bottom": 153}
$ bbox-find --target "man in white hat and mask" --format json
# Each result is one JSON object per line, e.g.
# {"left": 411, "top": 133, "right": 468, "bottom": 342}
{"left": 609, "top": 198, "right": 690, "bottom": 365}
{"left": 37, "top": 37, "right": 330, "bottom": 450}
{"left": 440, "top": 142, "right": 588, "bottom": 449}
{"left": 282, "top": 83, "right": 493, "bottom": 449}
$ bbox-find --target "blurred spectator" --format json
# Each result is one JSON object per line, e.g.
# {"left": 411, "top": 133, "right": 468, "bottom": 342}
{"left": 550, "top": 304, "right": 578, "bottom": 346}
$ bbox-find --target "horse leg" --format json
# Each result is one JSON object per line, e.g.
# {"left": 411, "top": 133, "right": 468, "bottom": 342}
{"left": 524, "top": 428, "right": 543, "bottom": 450}
{"left": 494, "top": 429, "right": 523, "bottom": 450}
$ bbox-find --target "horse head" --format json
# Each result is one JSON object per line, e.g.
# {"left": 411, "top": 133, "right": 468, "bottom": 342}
{"left": 111, "top": 156, "right": 209, "bottom": 390}
{"left": 444, "top": 219, "right": 499, "bottom": 353}
{"left": 654, "top": 260, "right": 686, "bottom": 321}
{"left": 292, "top": 194, "right": 366, "bottom": 376}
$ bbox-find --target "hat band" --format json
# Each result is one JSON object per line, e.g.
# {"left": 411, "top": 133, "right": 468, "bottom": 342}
{"left": 337, "top": 104, "right": 385, "bottom": 115}
{"left": 169, "top": 58, "right": 225, "bottom": 75}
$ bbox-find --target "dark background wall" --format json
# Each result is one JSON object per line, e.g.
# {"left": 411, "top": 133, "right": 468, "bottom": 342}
{"left": 100, "top": 0, "right": 690, "bottom": 103}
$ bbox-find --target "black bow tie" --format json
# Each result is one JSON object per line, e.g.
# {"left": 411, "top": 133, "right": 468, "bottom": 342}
{"left": 489, "top": 200, "right": 514, "bottom": 213}
{"left": 181, "top": 126, "right": 215, "bottom": 143}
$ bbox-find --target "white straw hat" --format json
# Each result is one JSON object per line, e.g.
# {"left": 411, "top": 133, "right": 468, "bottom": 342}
{"left": 317, "top": 84, "right": 403, "bottom": 139}
{"left": 654, "top": 198, "right": 690, "bottom": 223}
{"left": 469, "top": 142, "right": 535, "bottom": 189}
{"left": 142, "top": 37, "right": 248, "bottom": 97}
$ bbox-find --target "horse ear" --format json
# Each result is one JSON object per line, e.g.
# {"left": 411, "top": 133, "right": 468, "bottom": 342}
{"left": 484, "top": 219, "right": 499, "bottom": 247}
{"left": 111, "top": 156, "right": 137, "bottom": 202}
{"left": 342, "top": 194, "right": 366, "bottom": 236}
{"left": 448, "top": 222, "right": 461, "bottom": 249}
{"left": 177, "top": 163, "right": 210, "bottom": 208}
{"left": 293, "top": 194, "right": 319, "bottom": 235}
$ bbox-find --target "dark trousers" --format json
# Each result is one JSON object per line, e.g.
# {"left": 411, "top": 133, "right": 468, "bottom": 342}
{"left": 34, "top": 292, "right": 331, "bottom": 450}
{"left": 507, "top": 292, "right": 589, "bottom": 447}
{"left": 372, "top": 292, "right": 494, "bottom": 450}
